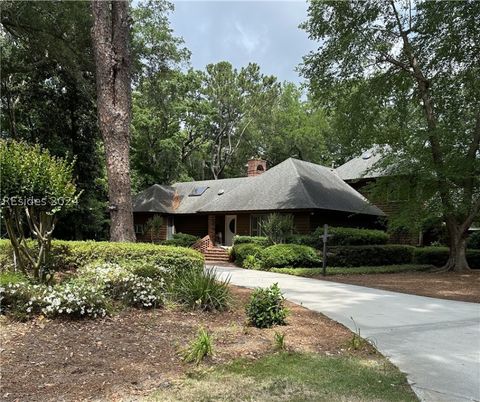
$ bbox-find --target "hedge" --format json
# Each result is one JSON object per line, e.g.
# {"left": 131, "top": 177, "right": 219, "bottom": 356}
{"left": 467, "top": 232, "right": 480, "bottom": 250}
{"left": 162, "top": 233, "right": 200, "bottom": 248}
{"left": 327, "top": 245, "right": 415, "bottom": 267}
{"left": 231, "top": 243, "right": 264, "bottom": 266}
{"left": 413, "top": 247, "right": 480, "bottom": 268}
{"left": 0, "top": 239, "right": 204, "bottom": 274}
{"left": 261, "top": 244, "right": 321, "bottom": 268}
{"left": 233, "top": 236, "right": 270, "bottom": 247}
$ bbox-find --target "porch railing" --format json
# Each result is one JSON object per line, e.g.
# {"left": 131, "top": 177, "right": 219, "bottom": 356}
{"left": 191, "top": 235, "right": 213, "bottom": 253}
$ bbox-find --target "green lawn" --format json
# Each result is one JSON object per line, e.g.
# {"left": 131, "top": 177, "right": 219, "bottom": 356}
{"left": 271, "top": 264, "right": 433, "bottom": 277}
{"left": 149, "top": 352, "right": 417, "bottom": 402}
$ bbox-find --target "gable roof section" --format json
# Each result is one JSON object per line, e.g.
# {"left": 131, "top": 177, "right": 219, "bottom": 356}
{"left": 335, "top": 148, "right": 385, "bottom": 181}
{"left": 133, "top": 158, "right": 385, "bottom": 217}
{"left": 133, "top": 184, "right": 176, "bottom": 213}
{"left": 198, "top": 158, "right": 384, "bottom": 216}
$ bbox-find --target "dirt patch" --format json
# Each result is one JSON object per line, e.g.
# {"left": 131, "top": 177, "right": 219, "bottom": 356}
{"left": 0, "top": 286, "right": 370, "bottom": 402}
{"left": 319, "top": 271, "right": 480, "bottom": 303}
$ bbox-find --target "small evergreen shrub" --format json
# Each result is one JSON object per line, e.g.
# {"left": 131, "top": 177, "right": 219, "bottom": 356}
{"left": 246, "top": 283, "right": 288, "bottom": 328}
{"left": 243, "top": 255, "right": 263, "bottom": 270}
{"left": 182, "top": 327, "right": 213, "bottom": 365}
{"left": 172, "top": 266, "right": 231, "bottom": 311}
{"left": 322, "top": 227, "right": 389, "bottom": 246}
{"left": 328, "top": 245, "right": 414, "bottom": 267}
{"left": 260, "top": 213, "right": 294, "bottom": 244}
{"left": 261, "top": 244, "right": 321, "bottom": 268}
{"left": 233, "top": 236, "right": 270, "bottom": 246}
{"left": 231, "top": 243, "right": 264, "bottom": 266}
{"left": 163, "top": 233, "right": 200, "bottom": 248}
{"left": 413, "top": 247, "right": 480, "bottom": 268}
{"left": 467, "top": 232, "right": 480, "bottom": 250}
{"left": 285, "top": 234, "right": 318, "bottom": 248}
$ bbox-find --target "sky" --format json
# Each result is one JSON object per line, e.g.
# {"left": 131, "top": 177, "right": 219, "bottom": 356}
{"left": 169, "top": 1, "right": 316, "bottom": 85}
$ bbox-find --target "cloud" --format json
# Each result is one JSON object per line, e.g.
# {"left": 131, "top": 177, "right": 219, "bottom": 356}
{"left": 170, "top": 1, "right": 316, "bottom": 84}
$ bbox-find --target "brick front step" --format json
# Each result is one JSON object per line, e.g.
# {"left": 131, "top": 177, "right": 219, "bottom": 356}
{"left": 203, "top": 247, "right": 230, "bottom": 262}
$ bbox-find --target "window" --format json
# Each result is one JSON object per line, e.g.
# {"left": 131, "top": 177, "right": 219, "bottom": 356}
{"left": 250, "top": 214, "right": 268, "bottom": 236}
{"left": 134, "top": 224, "right": 144, "bottom": 234}
{"left": 189, "top": 186, "right": 208, "bottom": 196}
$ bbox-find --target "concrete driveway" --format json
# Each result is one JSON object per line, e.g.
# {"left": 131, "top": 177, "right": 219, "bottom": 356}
{"left": 209, "top": 265, "right": 480, "bottom": 402}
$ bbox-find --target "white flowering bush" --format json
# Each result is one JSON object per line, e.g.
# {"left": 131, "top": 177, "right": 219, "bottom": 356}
{"left": 40, "top": 282, "right": 109, "bottom": 318}
{"left": 0, "top": 281, "right": 108, "bottom": 319}
{"left": 108, "top": 274, "right": 164, "bottom": 308}
{"left": 78, "top": 262, "right": 165, "bottom": 309}
{"left": 0, "top": 282, "right": 44, "bottom": 320}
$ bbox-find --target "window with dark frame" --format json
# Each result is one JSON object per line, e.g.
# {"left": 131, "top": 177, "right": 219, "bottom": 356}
{"left": 250, "top": 214, "right": 268, "bottom": 236}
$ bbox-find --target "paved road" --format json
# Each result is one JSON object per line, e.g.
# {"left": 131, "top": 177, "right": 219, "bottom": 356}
{"left": 209, "top": 265, "right": 480, "bottom": 402}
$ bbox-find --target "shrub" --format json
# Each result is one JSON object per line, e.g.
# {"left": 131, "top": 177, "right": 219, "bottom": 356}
{"left": 172, "top": 266, "right": 231, "bottom": 311}
{"left": 328, "top": 245, "right": 414, "bottom": 267}
{"left": 0, "top": 271, "right": 28, "bottom": 286}
{"left": 107, "top": 274, "right": 164, "bottom": 308}
{"left": 261, "top": 244, "right": 321, "bottom": 268}
{"left": 163, "top": 233, "right": 200, "bottom": 248}
{"left": 0, "top": 282, "right": 43, "bottom": 320}
{"left": 233, "top": 236, "right": 270, "bottom": 247}
{"left": 243, "top": 255, "right": 263, "bottom": 270}
{"left": 285, "top": 234, "right": 318, "bottom": 248}
{"left": 231, "top": 243, "right": 264, "bottom": 266}
{"left": 1, "top": 280, "right": 110, "bottom": 320}
{"left": 78, "top": 263, "right": 165, "bottom": 308}
{"left": 145, "top": 215, "right": 164, "bottom": 243}
{"left": 41, "top": 281, "right": 109, "bottom": 318}
{"left": 413, "top": 247, "right": 480, "bottom": 268}
{"left": 467, "top": 232, "right": 480, "bottom": 250}
{"left": 246, "top": 283, "right": 288, "bottom": 328}
{"left": 322, "top": 227, "right": 389, "bottom": 246}
{"left": 0, "top": 240, "right": 204, "bottom": 275}
{"left": 182, "top": 327, "right": 213, "bottom": 365}
{"left": 260, "top": 213, "right": 294, "bottom": 244}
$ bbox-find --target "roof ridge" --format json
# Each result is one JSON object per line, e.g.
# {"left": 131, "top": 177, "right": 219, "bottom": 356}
{"left": 288, "top": 159, "right": 317, "bottom": 209}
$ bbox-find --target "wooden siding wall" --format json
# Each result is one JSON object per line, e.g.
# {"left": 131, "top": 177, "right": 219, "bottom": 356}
{"left": 236, "top": 214, "right": 250, "bottom": 236}
{"left": 134, "top": 212, "right": 168, "bottom": 243}
{"left": 174, "top": 215, "right": 208, "bottom": 238}
{"left": 293, "top": 213, "right": 311, "bottom": 234}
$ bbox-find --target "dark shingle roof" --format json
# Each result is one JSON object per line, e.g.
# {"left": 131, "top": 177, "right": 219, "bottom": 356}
{"left": 133, "top": 158, "right": 385, "bottom": 216}
{"left": 132, "top": 184, "right": 176, "bottom": 213}
{"left": 335, "top": 148, "right": 386, "bottom": 181}
{"left": 198, "top": 158, "right": 384, "bottom": 216}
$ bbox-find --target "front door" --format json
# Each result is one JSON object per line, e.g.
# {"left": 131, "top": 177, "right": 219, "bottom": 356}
{"left": 225, "top": 215, "right": 237, "bottom": 246}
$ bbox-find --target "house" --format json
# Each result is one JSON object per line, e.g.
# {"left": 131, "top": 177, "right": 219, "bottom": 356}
{"left": 335, "top": 148, "right": 418, "bottom": 244}
{"left": 133, "top": 157, "right": 385, "bottom": 259}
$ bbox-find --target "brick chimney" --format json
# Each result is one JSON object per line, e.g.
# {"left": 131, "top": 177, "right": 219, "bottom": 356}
{"left": 247, "top": 158, "right": 267, "bottom": 177}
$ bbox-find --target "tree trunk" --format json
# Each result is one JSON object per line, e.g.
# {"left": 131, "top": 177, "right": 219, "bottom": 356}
{"left": 91, "top": 0, "right": 135, "bottom": 242}
{"left": 443, "top": 224, "right": 471, "bottom": 272}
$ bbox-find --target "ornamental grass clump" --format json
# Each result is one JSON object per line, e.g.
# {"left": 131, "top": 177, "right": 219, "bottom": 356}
{"left": 172, "top": 266, "right": 231, "bottom": 311}
{"left": 246, "top": 283, "right": 288, "bottom": 328}
{"left": 182, "top": 327, "right": 214, "bottom": 365}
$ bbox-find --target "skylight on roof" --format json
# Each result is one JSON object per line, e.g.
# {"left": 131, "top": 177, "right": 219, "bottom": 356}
{"left": 189, "top": 186, "right": 208, "bottom": 196}
{"left": 361, "top": 151, "right": 373, "bottom": 160}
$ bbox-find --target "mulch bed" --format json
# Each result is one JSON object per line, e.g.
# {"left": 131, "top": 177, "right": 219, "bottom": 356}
{"left": 320, "top": 270, "right": 480, "bottom": 303}
{"left": 0, "top": 286, "right": 369, "bottom": 402}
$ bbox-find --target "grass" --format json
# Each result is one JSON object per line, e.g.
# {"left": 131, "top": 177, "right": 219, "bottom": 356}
{"left": 182, "top": 327, "right": 214, "bottom": 365}
{"left": 149, "top": 352, "right": 418, "bottom": 401}
{"left": 271, "top": 264, "right": 433, "bottom": 277}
